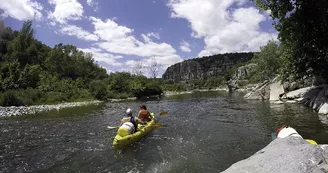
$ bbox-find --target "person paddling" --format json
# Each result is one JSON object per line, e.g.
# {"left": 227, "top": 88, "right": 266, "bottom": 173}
{"left": 138, "top": 105, "right": 152, "bottom": 122}
{"left": 119, "top": 108, "right": 144, "bottom": 136}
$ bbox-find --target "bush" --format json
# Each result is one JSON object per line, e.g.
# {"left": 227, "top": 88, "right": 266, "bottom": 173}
{"left": 89, "top": 80, "right": 107, "bottom": 100}
{"left": 0, "top": 91, "right": 24, "bottom": 106}
{"left": 42, "top": 92, "right": 70, "bottom": 104}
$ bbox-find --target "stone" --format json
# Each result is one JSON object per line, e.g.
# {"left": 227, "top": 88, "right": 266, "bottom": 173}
{"left": 232, "top": 63, "right": 257, "bottom": 80}
{"left": 244, "top": 80, "right": 271, "bottom": 100}
{"left": 222, "top": 137, "right": 328, "bottom": 173}
{"left": 273, "top": 100, "right": 284, "bottom": 104}
{"left": 318, "top": 103, "right": 328, "bottom": 114}
{"left": 285, "top": 86, "right": 319, "bottom": 99}
{"left": 269, "top": 78, "right": 285, "bottom": 101}
{"left": 0, "top": 100, "right": 102, "bottom": 117}
{"left": 286, "top": 100, "right": 297, "bottom": 103}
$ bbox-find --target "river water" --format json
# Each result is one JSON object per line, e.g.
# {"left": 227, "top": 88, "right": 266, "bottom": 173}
{"left": 1, "top": 91, "right": 328, "bottom": 173}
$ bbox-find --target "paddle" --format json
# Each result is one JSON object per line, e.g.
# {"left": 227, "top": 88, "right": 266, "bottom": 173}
{"left": 107, "top": 123, "right": 162, "bottom": 129}
{"left": 159, "top": 111, "right": 168, "bottom": 115}
{"left": 107, "top": 111, "right": 167, "bottom": 130}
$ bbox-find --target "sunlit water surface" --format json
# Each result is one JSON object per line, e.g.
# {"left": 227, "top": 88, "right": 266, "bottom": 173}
{"left": 1, "top": 91, "right": 328, "bottom": 172}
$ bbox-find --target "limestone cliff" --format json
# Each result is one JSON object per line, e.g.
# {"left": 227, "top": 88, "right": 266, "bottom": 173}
{"left": 162, "top": 53, "right": 254, "bottom": 82}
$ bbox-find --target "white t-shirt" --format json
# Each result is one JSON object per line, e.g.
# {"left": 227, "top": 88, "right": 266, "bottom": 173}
{"left": 277, "top": 127, "right": 303, "bottom": 138}
{"left": 121, "top": 122, "right": 135, "bottom": 134}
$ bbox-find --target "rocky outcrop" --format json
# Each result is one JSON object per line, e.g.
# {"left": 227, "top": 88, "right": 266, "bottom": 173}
{"left": 282, "top": 85, "right": 328, "bottom": 114}
{"left": 162, "top": 53, "right": 253, "bottom": 82}
{"left": 243, "top": 77, "right": 328, "bottom": 114}
{"left": 161, "top": 60, "right": 204, "bottom": 82}
{"left": 222, "top": 137, "right": 328, "bottom": 173}
{"left": 244, "top": 80, "right": 271, "bottom": 100}
{"left": 269, "top": 79, "right": 285, "bottom": 101}
{"left": 232, "top": 63, "right": 257, "bottom": 80}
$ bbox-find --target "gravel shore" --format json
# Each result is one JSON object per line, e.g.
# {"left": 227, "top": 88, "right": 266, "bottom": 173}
{"left": 0, "top": 100, "right": 102, "bottom": 117}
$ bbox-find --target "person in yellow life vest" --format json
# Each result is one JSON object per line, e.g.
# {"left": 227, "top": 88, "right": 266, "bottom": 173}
{"left": 118, "top": 108, "right": 145, "bottom": 137}
{"left": 138, "top": 105, "right": 152, "bottom": 122}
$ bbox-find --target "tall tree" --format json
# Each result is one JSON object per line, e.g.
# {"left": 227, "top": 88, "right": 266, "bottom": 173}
{"left": 147, "top": 58, "right": 160, "bottom": 78}
{"left": 252, "top": 0, "right": 328, "bottom": 81}
{"left": 132, "top": 60, "right": 144, "bottom": 76}
{"left": 6, "top": 20, "right": 38, "bottom": 67}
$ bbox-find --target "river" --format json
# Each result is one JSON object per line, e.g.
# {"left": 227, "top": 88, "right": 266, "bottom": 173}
{"left": 1, "top": 91, "right": 328, "bottom": 173}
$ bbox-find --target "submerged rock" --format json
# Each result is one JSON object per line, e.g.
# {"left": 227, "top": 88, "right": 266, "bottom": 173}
{"left": 222, "top": 137, "right": 328, "bottom": 173}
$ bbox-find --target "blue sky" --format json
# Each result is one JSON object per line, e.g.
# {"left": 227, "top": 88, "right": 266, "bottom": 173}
{"left": 0, "top": 0, "right": 277, "bottom": 77}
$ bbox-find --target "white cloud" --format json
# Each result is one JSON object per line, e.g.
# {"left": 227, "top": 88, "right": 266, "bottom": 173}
{"left": 168, "top": 0, "right": 277, "bottom": 57}
{"left": 48, "top": 0, "right": 84, "bottom": 24}
{"left": 141, "top": 34, "right": 152, "bottom": 43}
{"left": 86, "top": 0, "right": 99, "bottom": 12}
{"left": 0, "top": 0, "right": 43, "bottom": 21}
{"left": 89, "top": 17, "right": 183, "bottom": 68}
{"left": 180, "top": 40, "right": 191, "bottom": 52}
{"left": 147, "top": 32, "right": 160, "bottom": 40}
{"left": 90, "top": 16, "right": 134, "bottom": 41}
{"left": 78, "top": 47, "right": 123, "bottom": 67}
{"left": 60, "top": 25, "right": 99, "bottom": 41}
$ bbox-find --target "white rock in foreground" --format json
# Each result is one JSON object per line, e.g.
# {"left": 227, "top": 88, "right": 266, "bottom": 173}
{"left": 222, "top": 137, "right": 328, "bottom": 173}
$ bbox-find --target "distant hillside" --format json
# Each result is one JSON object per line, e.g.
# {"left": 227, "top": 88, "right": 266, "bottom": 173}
{"left": 162, "top": 52, "right": 254, "bottom": 83}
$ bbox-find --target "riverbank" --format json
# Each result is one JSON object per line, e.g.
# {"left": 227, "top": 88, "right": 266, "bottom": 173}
{"left": 164, "top": 87, "right": 229, "bottom": 96}
{"left": 0, "top": 100, "right": 102, "bottom": 117}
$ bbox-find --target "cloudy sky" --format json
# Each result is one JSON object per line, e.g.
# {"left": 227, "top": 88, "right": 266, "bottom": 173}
{"left": 0, "top": 0, "right": 277, "bottom": 77}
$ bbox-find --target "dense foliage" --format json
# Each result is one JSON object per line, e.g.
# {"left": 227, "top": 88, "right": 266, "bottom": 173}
{"left": 252, "top": 0, "right": 328, "bottom": 82}
{"left": 0, "top": 21, "right": 163, "bottom": 106}
{"left": 244, "top": 40, "right": 282, "bottom": 83}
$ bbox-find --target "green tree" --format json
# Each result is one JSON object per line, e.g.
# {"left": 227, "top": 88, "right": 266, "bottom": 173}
{"left": 0, "top": 61, "right": 21, "bottom": 91}
{"left": 252, "top": 0, "right": 328, "bottom": 81}
{"left": 6, "top": 20, "right": 39, "bottom": 67}
{"left": 250, "top": 40, "right": 282, "bottom": 81}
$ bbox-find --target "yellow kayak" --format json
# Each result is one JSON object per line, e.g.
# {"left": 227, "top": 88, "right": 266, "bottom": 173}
{"left": 113, "top": 113, "right": 155, "bottom": 149}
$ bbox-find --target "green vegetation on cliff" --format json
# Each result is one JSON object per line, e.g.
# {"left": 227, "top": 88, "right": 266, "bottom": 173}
{"left": 0, "top": 21, "right": 163, "bottom": 106}
{"left": 252, "top": 0, "right": 328, "bottom": 82}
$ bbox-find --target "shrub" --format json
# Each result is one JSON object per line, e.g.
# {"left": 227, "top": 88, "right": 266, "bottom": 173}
{"left": 0, "top": 91, "right": 24, "bottom": 106}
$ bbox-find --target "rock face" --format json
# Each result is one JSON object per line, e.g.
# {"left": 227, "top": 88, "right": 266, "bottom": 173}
{"left": 162, "top": 60, "right": 204, "bottom": 82}
{"left": 269, "top": 79, "right": 285, "bottom": 101}
{"left": 162, "top": 53, "right": 253, "bottom": 82}
{"left": 232, "top": 63, "right": 257, "bottom": 80}
{"left": 222, "top": 137, "right": 328, "bottom": 173}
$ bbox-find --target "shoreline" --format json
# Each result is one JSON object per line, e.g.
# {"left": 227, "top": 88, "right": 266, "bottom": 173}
{"left": 0, "top": 88, "right": 231, "bottom": 117}
{"left": 0, "top": 100, "right": 103, "bottom": 117}
{"left": 164, "top": 87, "right": 229, "bottom": 96}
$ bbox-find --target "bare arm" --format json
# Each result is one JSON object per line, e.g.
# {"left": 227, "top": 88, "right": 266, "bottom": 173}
{"left": 120, "top": 118, "right": 128, "bottom": 126}
{"left": 135, "top": 117, "right": 146, "bottom": 124}
{"left": 148, "top": 112, "right": 152, "bottom": 120}
{"left": 137, "top": 111, "right": 141, "bottom": 119}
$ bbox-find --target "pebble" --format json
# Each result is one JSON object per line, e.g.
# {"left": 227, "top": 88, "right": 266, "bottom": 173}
{"left": 0, "top": 101, "right": 102, "bottom": 117}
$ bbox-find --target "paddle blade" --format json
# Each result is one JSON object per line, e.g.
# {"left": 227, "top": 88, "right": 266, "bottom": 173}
{"left": 152, "top": 123, "right": 162, "bottom": 128}
{"left": 159, "top": 111, "right": 168, "bottom": 115}
{"left": 107, "top": 126, "right": 119, "bottom": 129}
{"left": 305, "top": 139, "right": 317, "bottom": 145}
